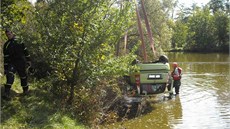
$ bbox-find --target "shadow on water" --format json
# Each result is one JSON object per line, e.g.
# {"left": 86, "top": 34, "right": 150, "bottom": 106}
{"left": 103, "top": 95, "right": 183, "bottom": 129}
{"left": 169, "top": 52, "right": 230, "bottom": 129}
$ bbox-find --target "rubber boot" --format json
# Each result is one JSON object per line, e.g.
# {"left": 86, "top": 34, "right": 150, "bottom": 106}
{"left": 2, "top": 85, "right": 11, "bottom": 100}
{"left": 22, "top": 86, "right": 29, "bottom": 96}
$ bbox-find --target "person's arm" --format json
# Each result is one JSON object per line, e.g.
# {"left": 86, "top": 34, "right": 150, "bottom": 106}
{"left": 171, "top": 69, "right": 174, "bottom": 77}
{"left": 3, "top": 41, "right": 10, "bottom": 74}
{"left": 13, "top": 38, "right": 32, "bottom": 67}
{"left": 24, "top": 46, "right": 31, "bottom": 60}
{"left": 21, "top": 42, "right": 31, "bottom": 66}
{"left": 179, "top": 67, "right": 182, "bottom": 79}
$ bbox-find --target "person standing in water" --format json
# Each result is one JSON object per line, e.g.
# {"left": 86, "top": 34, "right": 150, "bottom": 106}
{"left": 171, "top": 62, "right": 182, "bottom": 95}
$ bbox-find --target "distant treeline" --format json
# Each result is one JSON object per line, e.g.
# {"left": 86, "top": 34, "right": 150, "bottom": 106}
{"left": 0, "top": 0, "right": 229, "bottom": 126}
{"left": 171, "top": 0, "right": 229, "bottom": 52}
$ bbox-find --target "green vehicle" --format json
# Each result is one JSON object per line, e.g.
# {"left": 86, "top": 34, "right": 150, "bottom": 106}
{"left": 125, "top": 56, "right": 172, "bottom": 96}
{"left": 122, "top": 56, "right": 172, "bottom": 117}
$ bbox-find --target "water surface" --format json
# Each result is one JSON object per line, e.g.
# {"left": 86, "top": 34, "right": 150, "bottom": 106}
{"left": 106, "top": 52, "right": 230, "bottom": 129}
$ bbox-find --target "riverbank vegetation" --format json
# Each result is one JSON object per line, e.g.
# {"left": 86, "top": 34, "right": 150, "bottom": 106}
{"left": 171, "top": 0, "right": 229, "bottom": 52}
{"left": 1, "top": 0, "right": 229, "bottom": 128}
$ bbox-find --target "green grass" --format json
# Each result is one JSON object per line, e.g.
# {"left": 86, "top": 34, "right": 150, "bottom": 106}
{"left": 1, "top": 77, "right": 87, "bottom": 129}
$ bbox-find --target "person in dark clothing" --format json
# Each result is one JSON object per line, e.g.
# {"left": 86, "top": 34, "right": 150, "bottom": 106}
{"left": 2, "top": 29, "right": 31, "bottom": 100}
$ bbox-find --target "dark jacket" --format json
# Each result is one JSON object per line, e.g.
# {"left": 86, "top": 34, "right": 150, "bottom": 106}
{"left": 3, "top": 37, "right": 31, "bottom": 70}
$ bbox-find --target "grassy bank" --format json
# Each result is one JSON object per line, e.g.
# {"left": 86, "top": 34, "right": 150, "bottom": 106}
{"left": 1, "top": 75, "right": 150, "bottom": 129}
{"left": 0, "top": 77, "right": 87, "bottom": 129}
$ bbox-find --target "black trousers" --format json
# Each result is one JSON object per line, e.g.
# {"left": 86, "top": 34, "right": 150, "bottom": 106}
{"left": 5, "top": 62, "right": 28, "bottom": 90}
{"left": 167, "top": 80, "right": 181, "bottom": 94}
{"left": 173, "top": 80, "right": 181, "bottom": 94}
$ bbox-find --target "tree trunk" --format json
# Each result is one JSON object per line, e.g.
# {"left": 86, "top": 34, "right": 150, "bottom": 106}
{"left": 135, "top": 2, "right": 147, "bottom": 62}
{"left": 140, "top": 0, "right": 156, "bottom": 57}
{"left": 67, "top": 58, "right": 79, "bottom": 104}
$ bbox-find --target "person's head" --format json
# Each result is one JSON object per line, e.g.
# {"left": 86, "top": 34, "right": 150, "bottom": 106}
{"left": 5, "top": 29, "right": 14, "bottom": 40}
{"left": 172, "top": 62, "right": 178, "bottom": 68}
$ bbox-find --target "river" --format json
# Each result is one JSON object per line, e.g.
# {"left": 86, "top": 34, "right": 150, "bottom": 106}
{"left": 104, "top": 52, "right": 230, "bottom": 129}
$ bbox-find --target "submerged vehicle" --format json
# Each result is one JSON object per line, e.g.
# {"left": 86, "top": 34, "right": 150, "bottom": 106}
{"left": 122, "top": 56, "right": 173, "bottom": 118}
{"left": 125, "top": 55, "right": 172, "bottom": 97}
{"left": 122, "top": 1, "right": 172, "bottom": 97}
{"left": 119, "top": 1, "right": 174, "bottom": 118}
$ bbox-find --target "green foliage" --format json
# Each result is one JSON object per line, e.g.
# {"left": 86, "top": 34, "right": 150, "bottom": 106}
{"left": 0, "top": 0, "right": 32, "bottom": 31}
{"left": 172, "top": 21, "right": 188, "bottom": 49}
{"left": 209, "top": 0, "right": 229, "bottom": 13}
{"left": 186, "top": 7, "right": 216, "bottom": 50}
{"left": 1, "top": 0, "right": 138, "bottom": 126}
{"left": 2, "top": 0, "right": 229, "bottom": 127}
{"left": 143, "top": 0, "right": 174, "bottom": 55}
{"left": 213, "top": 11, "right": 229, "bottom": 50}
{"left": 14, "top": 0, "right": 132, "bottom": 82}
{"left": 172, "top": 2, "right": 229, "bottom": 52}
{"left": 27, "top": 0, "right": 137, "bottom": 104}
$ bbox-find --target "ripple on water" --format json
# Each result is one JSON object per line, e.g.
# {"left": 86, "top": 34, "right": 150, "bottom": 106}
{"left": 175, "top": 71, "right": 230, "bottom": 129}
{"left": 105, "top": 59, "right": 230, "bottom": 129}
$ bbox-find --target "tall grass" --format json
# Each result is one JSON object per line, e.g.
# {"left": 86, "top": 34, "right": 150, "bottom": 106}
{"left": 1, "top": 76, "right": 87, "bottom": 129}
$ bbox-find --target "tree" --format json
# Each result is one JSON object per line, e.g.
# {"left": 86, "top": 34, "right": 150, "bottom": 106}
{"left": 213, "top": 11, "right": 229, "bottom": 51}
{"left": 209, "top": 0, "right": 226, "bottom": 13}
{"left": 31, "top": 0, "right": 136, "bottom": 103}
{"left": 186, "top": 7, "right": 217, "bottom": 51}
{"left": 0, "top": 0, "right": 34, "bottom": 75}
{"left": 0, "top": 0, "right": 33, "bottom": 30}
{"left": 171, "top": 21, "right": 188, "bottom": 50}
{"left": 137, "top": 0, "right": 175, "bottom": 57}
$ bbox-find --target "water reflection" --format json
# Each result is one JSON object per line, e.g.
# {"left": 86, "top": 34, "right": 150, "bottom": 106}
{"left": 105, "top": 96, "right": 183, "bottom": 129}
{"left": 170, "top": 52, "right": 230, "bottom": 129}
{"left": 106, "top": 52, "right": 230, "bottom": 129}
